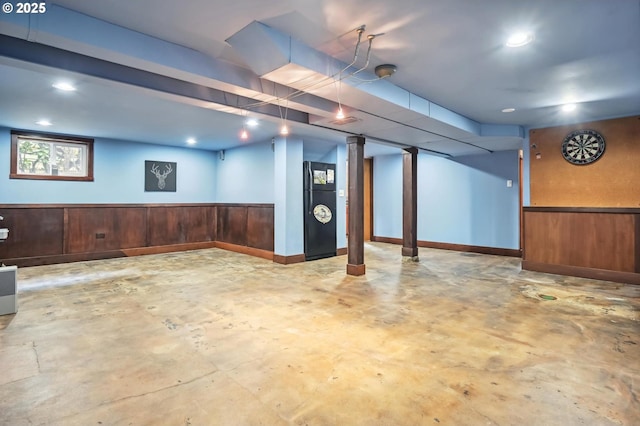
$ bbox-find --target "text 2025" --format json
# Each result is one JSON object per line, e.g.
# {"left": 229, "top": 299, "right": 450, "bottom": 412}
{"left": 16, "top": 2, "right": 46, "bottom": 13}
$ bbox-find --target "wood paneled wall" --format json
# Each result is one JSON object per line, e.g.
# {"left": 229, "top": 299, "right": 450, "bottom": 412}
{"left": 0, "top": 203, "right": 272, "bottom": 267}
{"left": 523, "top": 207, "right": 640, "bottom": 284}
{"left": 1, "top": 207, "right": 64, "bottom": 258}
{"left": 217, "top": 205, "right": 274, "bottom": 252}
{"left": 147, "top": 206, "right": 216, "bottom": 247}
{"left": 66, "top": 207, "right": 148, "bottom": 253}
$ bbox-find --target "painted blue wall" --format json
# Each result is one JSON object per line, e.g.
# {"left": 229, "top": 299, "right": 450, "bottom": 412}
{"left": 274, "top": 137, "right": 304, "bottom": 256}
{"left": 373, "top": 154, "right": 403, "bottom": 238}
{"left": 0, "top": 127, "right": 217, "bottom": 203}
{"left": 373, "top": 150, "right": 520, "bottom": 249}
{"left": 215, "top": 141, "right": 274, "bottom": 203}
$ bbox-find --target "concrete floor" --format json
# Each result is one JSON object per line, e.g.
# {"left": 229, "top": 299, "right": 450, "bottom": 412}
{"left": 0, "top": 242, "right": 638, "bottom": 425}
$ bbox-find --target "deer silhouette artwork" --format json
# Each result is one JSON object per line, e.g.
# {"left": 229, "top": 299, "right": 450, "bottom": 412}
{"left": 150, "top": 163, "right": 173, "bottom": 190}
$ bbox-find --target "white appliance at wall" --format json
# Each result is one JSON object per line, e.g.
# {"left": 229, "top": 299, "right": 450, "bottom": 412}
{"left": 0, "top": 265, "right": 17, "bottom": 315}
{"left": 0, "top": 215, "right": 7, "bottom": 242}
{"left": 0, "top": 215, "right": 17, "bottom": 315}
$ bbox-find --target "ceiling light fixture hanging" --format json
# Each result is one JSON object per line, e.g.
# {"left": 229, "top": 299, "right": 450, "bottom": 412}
{"left": 276, "top": 85, "right": 290, "bottom": 136}
{"left": 335, "top": 77, "right": 345, "bottom": 120}
{"left": 239, "top": 109, "right": 249, "bottom": 140}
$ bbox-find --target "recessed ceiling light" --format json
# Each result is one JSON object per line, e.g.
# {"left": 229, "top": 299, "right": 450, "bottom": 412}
{"left": 502, "top": 108, "right": 516, "bottom": 113}
{"left": 506, "top": 32, "right": 534, "bottom": 47}
{"left": 245, "top": 118, "right": 258, "bottom": 127}
{"left": 186, "top": 137, "right": 197, "bottom": 145}
{"left": 52, "top": 82, "right": 76, "bottom": 92}
{"left": 561, "top": 103, "right": 577, "bottom": 112}
{"left": 36, "top": 119, "right": 52, "bottom": 126}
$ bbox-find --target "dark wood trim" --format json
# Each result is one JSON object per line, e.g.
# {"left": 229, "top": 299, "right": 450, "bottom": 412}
{"left": 522, "top": 260, "right": 640, "bottom": 285}
{"left": 122, "top": 242, "right": 216, "bottom": 256}
{"left": 4, "top": 240, "right": 277, "bottom": 268}
{"left": 417, "top": 240, "right": 521, "bottom": 257}
{"left": 0, "top": 203, "right": 243, "bottom": 208}
{"left": 273, "top": 253, "right": 306, "bottom": 265}
{"left": 4, "top": 252, "right": 124, "bottom": 268}
{"left": 347, "top": 135, "right": 366, "bottom": 275}
{"left": 371, "top": 236, "right": 402, "bottom": 245}
{"left": 371, "top": 236, "right": 521, "bottom": 257}
{"left": 346, "top": 263, "right": 366, "bottom": 276}
{"left": 523, "top": 207, "right": 640, "bottom": 214}
{"left": 10, "top": 130, "right": 94, "bottom": 182}
{"left": 519, "top": 149, "right": 524, "bottom": 252}
{"left": 215, "top": 241, "right": 273, "bottom": 261}
{"left": 402, "top": 147, "right": 418, "bottom": 257}
{"left": 8, "top": 174, "right": 94, "bottom": 182}
{"left": 216, "top": 203, "right": 274, "bottom": 208}
{"left": 635, "top": 215, "right": 640, "bottom": 273}
{"left": 10, "top": 129, "right": 94, "bottom": 144}
{"left": 364, "top": 158, "right": 374, "bottom": 241}
{"left": 336, "top": 247, "right": 347, "bottom": 256}
{"left": 4, "top": 242, "right": 218, "bottom": 268}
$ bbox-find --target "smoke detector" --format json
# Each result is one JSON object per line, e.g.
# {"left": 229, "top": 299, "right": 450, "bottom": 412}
{"left": 375, "top": 64, "right": 397, "bottom": 78}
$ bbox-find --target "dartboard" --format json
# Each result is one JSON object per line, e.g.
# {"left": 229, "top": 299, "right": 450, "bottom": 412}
{"left": 561, "top": 129, "right": 605, "bottom": 165}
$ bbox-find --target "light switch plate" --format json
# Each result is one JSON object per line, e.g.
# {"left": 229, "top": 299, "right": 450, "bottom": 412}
{"left": 339, "top": 189, "right": 345, "bottom": 197}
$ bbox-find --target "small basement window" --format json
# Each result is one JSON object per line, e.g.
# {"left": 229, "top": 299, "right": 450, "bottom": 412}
{"left": 10, "top": 130, "right": 94, "bottom": 181}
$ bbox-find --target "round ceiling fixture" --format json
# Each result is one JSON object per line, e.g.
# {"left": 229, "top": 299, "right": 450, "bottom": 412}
{"left": 375, "top": 64, "right": 397, "bottom": 78}
{"left": 506, "top": 32, "right": 534, "bottom": 47}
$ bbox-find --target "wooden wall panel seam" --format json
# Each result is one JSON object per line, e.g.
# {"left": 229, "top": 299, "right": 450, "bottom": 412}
{"left": 63, "top": 207, "right": 69, "bottom": 254}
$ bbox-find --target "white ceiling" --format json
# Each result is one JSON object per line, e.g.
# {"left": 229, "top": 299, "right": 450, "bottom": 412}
{"left": 0, "top": 0, "right": 638, "bottom": 157}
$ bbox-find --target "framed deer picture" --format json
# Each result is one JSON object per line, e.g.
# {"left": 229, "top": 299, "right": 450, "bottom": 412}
{"left": 145, "top": 160, "right": 177, "bottom": 192}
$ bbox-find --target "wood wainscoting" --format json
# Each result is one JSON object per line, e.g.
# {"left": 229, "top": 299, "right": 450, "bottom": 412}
{"left": 522, "top": 207, "right": 640, "bottom": 284}
{"left": 0, "top": 203, "right": 273, "bottom": 267}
